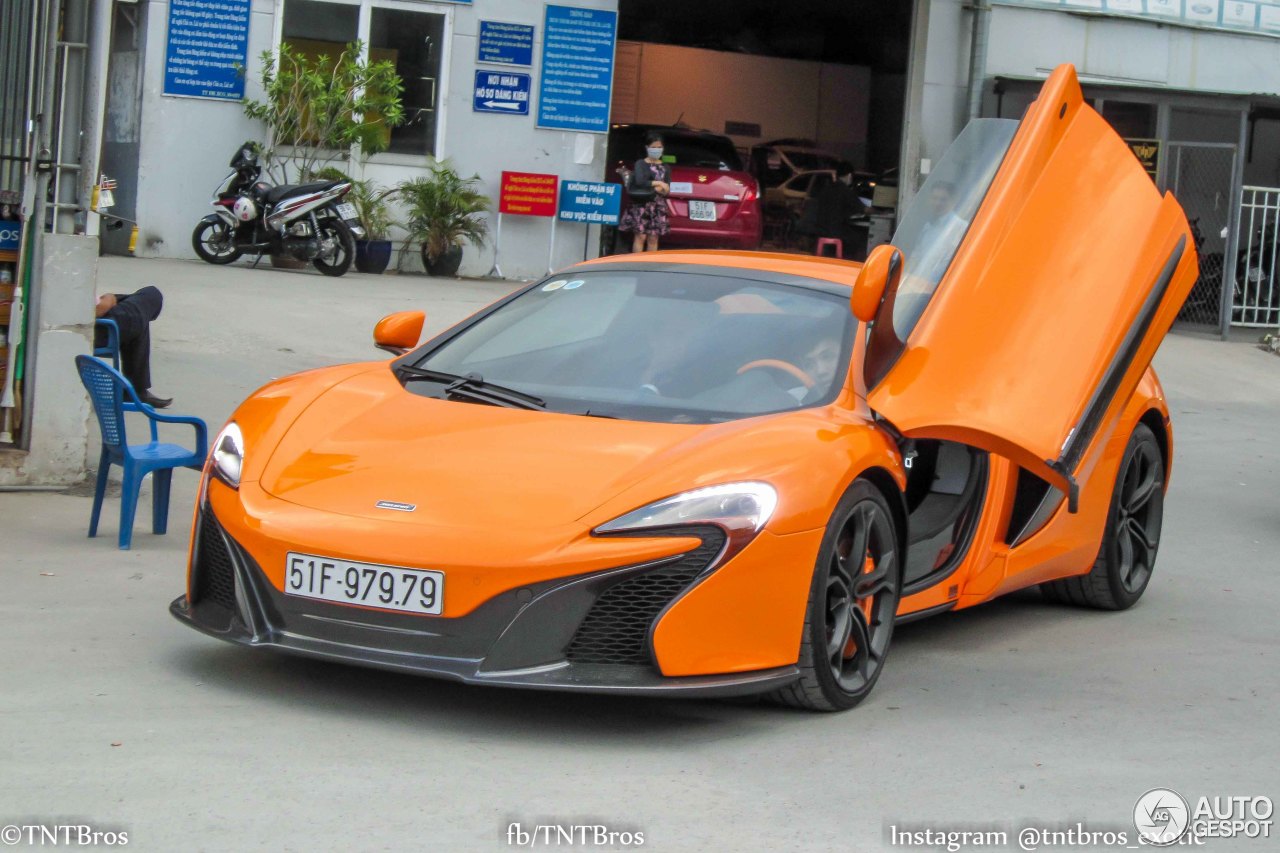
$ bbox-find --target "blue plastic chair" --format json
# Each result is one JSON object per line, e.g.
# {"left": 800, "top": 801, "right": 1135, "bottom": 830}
{"left": 94, "top": 318, "right": 121, "bottom": 370}
{"left": 75, "top": 355, "right": 208, "bottom": 550}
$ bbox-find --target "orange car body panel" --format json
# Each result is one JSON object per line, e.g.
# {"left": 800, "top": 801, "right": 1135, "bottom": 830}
{"left": 866, "top": 66, "right": 1196, "bottom": 498}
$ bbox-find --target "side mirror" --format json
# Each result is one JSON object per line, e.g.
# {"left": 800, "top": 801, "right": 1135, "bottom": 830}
{"left": 851, "top": 244, "right": 902, "bottom": 323}
{"left": 374, "top": 311, "right": 425, "bottom": 356}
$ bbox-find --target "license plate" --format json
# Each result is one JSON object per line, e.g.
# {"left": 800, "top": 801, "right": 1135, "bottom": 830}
{"left": 688, "top": 200, "right": 717, "bottom": 222}
{"left": 285, "top": 552, "right": 443, "bottom": 615}
{"left": 335, "top": 202, "right": 358, "bottom": 221}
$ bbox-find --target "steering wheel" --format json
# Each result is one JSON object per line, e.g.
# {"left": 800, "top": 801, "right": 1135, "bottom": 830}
{"left": 736, "top": 359, "right": 815, "bottom": 389}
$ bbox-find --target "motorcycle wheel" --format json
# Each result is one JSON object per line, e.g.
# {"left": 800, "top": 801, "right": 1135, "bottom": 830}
{"left": 191, "top": 219, "right": 242, "bottom": 265}
{"left": 313, "top": 219, "right": 355, "bottom": 277}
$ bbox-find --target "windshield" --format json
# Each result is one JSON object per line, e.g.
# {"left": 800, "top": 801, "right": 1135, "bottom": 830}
{"left": 662, "top": 134, "right": 743, "bottom": 170}
{"left": 888, "top": 118, "right": 1018, "bottom": 340}
{"left": 413, "top": 271, "right": 854, "bottom": 424}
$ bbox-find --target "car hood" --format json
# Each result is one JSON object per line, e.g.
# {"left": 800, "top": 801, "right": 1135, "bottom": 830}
{"left": 259, "top": 366, "right": 730, "bottom": 531}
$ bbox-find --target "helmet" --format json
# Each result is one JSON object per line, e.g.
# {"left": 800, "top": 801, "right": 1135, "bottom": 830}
{"left": 232, "top": 196, "right": 258, "bottom": 222}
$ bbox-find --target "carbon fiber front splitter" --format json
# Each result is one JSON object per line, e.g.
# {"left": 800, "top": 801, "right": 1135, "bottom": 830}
{"left": 170, "top": 594, "right": 798, "bottom": 697}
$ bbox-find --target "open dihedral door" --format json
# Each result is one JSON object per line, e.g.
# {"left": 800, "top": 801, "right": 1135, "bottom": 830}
{"left": 865, "top": 65, "right": 1198, "bottom": 511}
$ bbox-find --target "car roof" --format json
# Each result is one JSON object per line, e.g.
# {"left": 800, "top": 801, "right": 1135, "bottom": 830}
{"left": 574, "top": 250, "right": 860, "bottom": 290}
{"left": 611, "top": 123, "right": 732, "bottom": 141}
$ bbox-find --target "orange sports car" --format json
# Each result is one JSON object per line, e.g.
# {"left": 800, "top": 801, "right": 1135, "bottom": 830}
{"left": 172, "top": 66, "right": 1197, "bottom": 711}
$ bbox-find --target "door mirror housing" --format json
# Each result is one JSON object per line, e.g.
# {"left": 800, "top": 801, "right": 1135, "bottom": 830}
{"left": 851, "top": 244, "right": 902, "bottom": 323}
{"left": 374, "top": 311, "right": 425, "bottom": 356}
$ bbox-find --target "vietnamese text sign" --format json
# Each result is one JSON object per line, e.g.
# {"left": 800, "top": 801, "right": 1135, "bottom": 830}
{"left": 478, "top": 21, "right": 535, "bottom": 66}
{"left": 557, "top": 180, "right": 621, "bottom": 225}
{"left": 500, "top": 172, "right": 559, "bottom": 217}
{"left": 537, "top": 5, "right": 618, "bottom": 133}
{"left": 995, "top": 0, "right": 1280, "bottom": 38}
{"left": 163, "top": 0, "right": 250, "bottom": 101}
{"left": 0, "top": 220, "right": 21, "bottom": 253}
{"left": 474, "top": 70, "right": 532, "bottom": 115}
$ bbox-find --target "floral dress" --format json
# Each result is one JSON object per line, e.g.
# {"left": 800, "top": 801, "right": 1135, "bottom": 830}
{"left": 619, "top": 160, "right": 670, "bottom": 236}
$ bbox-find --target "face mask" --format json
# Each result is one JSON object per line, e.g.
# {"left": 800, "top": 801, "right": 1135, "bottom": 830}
{"left": 646, "top": 147, "right": 663, "bottom": 159}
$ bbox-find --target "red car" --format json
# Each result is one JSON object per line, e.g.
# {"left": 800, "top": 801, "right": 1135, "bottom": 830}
{"left": 604, "top": 124, "right": 763, "bottom": 253}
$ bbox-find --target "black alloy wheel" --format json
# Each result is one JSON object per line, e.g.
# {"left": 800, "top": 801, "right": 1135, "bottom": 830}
{"left": 772, "top": 480, "right": 902, "bottom": 711}
{"left": 191, "top": 219, "right": 241, "bottom": 265}
{"left": 313, "top": 219, "right": 355, "bottom": 277}
{"left": 1041, "top": 422, "right": 1165, "bottom": 610}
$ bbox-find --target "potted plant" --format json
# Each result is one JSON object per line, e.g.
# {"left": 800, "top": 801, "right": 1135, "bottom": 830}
{"left": 398, "top": 162, "right": 491, "bottom": 278}
{"left": 349, "top": 179, "right": 398, "bottom": 274}
{"left": 242, "top": 42, "right": 405, "bottom": 184}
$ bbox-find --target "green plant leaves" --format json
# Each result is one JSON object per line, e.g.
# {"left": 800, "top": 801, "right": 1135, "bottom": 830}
{"left": 399, "top": 163, "right": 491, "bottom": 262}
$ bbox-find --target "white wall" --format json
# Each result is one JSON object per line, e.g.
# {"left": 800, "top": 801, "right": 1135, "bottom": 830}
{"left": 131, "top": 0, "right": 619, "bottom": 281}
{"left": 986, "top": 5, "right": 1280, "bottom": 94}
{"left": 908, "top": 1, "right": 1280, "bottom": 198}
{"left": 442, "top": 0, "right": 618, "bottom": 279}
{"left": 134, "top": 0, "right": 275, "bottom": 260}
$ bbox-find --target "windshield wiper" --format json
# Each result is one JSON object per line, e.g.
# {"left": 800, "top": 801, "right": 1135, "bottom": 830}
{"left": 395, "top": 365, "right": 545, "bottom": 410}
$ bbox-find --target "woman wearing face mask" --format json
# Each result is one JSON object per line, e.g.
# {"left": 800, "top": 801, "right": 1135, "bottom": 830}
{"left": 619, "top": 131, "right": 671, "bottom": 252}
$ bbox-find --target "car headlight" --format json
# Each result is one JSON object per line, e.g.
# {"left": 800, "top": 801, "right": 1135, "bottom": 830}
{"left": 595, "top": 482, "right": 778, "bottom": 568}
{"left": 211, "top": 421, "right": 244, "bottom": 488}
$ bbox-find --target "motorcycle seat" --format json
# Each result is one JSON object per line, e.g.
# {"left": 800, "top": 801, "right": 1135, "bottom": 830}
{"left": 259, "top": 181, "right": 345, "bottom": 205}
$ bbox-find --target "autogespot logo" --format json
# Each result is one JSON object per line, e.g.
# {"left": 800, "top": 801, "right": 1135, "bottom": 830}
{"left": 1135, "top": 788, "right": 1191, "bottom": 845}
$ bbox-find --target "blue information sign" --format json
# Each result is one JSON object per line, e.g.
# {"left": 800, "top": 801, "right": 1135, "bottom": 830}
{"left": 478, "top": 21, "right": 535, "bottom": 67}
{"left": 557, "top": 180, "right": 621, "bottom": 225}
{"left": 537, "top": 5, "right": 618, "bottom": 133}
{"left": 162, "top": 0, "right": 250, "bottom": 101}
{"left": 473, "top": 70, "right": 532, "bottom": 116}
{"left": 0, "top": 220, "right": 21, "bottom": 253}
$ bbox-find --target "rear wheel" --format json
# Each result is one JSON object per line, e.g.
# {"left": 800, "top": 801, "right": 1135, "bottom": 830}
{"left": 771, "top": 480, "right": 902, "bottom": 711}
{"left": 191, "top": 219, "right": 241, "bottom": 265}
{"left": 313, "top": 219, "right": 354, "bottom": 277}
{"left": 1040, "top": 422, "right": 1164, "bottom": 609}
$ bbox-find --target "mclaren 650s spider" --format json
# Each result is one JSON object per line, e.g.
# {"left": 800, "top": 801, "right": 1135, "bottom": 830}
{"left": 173, "top": 66, "right": 1196, "bottom": 711}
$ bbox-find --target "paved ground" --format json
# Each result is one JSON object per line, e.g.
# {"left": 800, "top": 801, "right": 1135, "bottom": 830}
{"left": 2, "top": 257, "right": 1277, "bottom": 851}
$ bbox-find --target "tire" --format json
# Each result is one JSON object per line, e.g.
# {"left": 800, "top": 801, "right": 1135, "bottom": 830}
{"left": 191, "top": 219, "right": 241, "bottom": 265}
{"left": 313, "top": 219, "right": 355, "bottom": 277}
{"left": 1040, "top": 422, "right": 1164, "bottom": 610}
{"left": 770, "top": 480, "right": 903, "bottom": 711}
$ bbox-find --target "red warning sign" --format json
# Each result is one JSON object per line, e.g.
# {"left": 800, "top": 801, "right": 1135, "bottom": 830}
{"left": 499, "top": 171, "right": 558, "bottom": 217}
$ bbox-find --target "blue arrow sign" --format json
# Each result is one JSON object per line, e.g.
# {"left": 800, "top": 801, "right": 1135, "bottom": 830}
{"left": 473, "top": 70, "right": 532, "bottom": 116}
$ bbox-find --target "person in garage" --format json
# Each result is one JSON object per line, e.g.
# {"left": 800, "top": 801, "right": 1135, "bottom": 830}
{"left": 619, "top": 131, "right": 672, "bottom": 253}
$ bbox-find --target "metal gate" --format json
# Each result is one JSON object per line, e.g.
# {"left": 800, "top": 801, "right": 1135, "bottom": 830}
{"left": 1232, "top": 187, "right": 1280, "bottom": 328}
{"left": 1166, "top": 142, "right": 1238, "bottom": 330}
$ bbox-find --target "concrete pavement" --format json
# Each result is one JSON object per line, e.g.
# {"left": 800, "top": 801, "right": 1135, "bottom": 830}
{"left": 1, "top": 256, "right": 1277, "bottom": 851}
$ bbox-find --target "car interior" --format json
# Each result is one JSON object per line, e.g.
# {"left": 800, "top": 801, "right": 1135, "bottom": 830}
{"left": 900, "top": 440, "right": 988, "bottom": 590}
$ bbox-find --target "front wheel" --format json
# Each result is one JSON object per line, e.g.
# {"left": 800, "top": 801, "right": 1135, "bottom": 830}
{"left": 313, "top": 219, "right": 355, "bottom": 277}
{"left": 771, "top": 480, "right": 903, "bottom": 711}
{"left": 191, "top": 219, "right": 241, "bottom": 265}
{"left": 1040, "top": 422, "right": 1165, "bottom": 609}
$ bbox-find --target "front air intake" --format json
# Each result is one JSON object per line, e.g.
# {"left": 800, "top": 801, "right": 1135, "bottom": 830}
{"left": 565, "top": 528, "right": 725, "bottom": 666}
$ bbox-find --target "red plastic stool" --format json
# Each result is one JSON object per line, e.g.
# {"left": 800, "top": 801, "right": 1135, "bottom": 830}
{"left": 815, "top": 237, "right": 843, "bottom": 258}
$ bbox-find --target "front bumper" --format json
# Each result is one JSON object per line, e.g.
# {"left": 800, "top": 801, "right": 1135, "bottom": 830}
{"left": 171, "top": 501, "right": 798, "bottom": 698}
